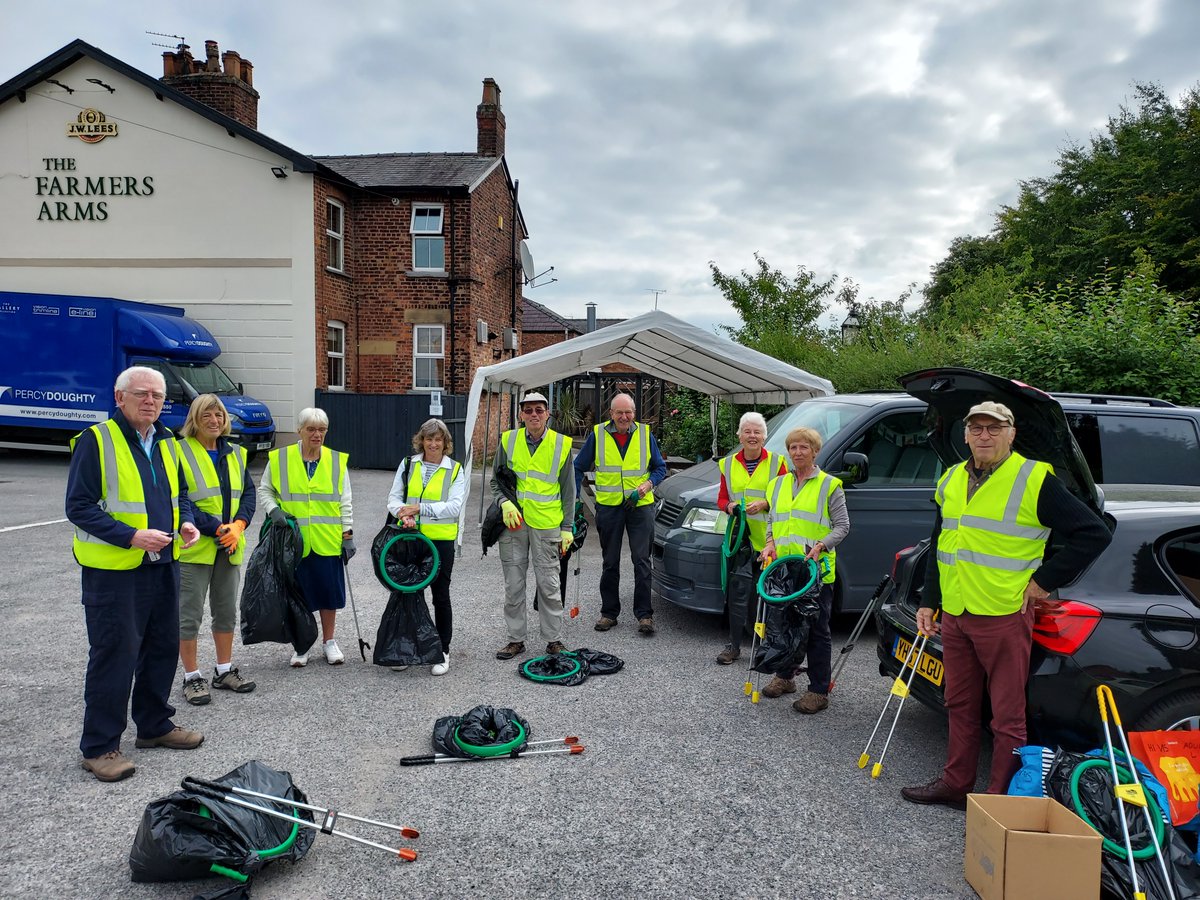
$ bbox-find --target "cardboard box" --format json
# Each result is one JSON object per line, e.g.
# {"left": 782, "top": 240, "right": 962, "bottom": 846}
{"left": 964, "top": 794, "right": 1102, "bottom": 900}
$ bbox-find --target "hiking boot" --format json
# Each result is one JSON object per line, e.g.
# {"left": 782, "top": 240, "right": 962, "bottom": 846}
{"left": 793, "top": 691, "right": 829, "bottom": 714}
{"left": 290, "top": 649, "right": 308, "bottom": 668}
{"left": 900, "top": 779, "right": 968, "bottom": 810}
{"left": 431, "top": 651, "right": 450, "bottom": 676}
{"left": 82, "top": 750, "right": 135, "bottom": 782}
{"left": 761, "top": 676, "right": 796, "bottom": 698}
{"left": 495, "top": 641, "right": 526, "bottom": 660}
{"left": 545, "top": 641, "right": 566, "bottom": 655}
{"left": 637, "top": 617, "right": 656, "bottom": 635}
{"left": 716, "top": 646, "right": 741, "bottom": 665}
{"left": 594, "top": 617, "right": 617, "bottom": 632}
{"left": 212, "top": 667, "right": 256, "bottom": 694}
{"left": 135, "top": 726, "right": 204, "bottom": 750}
{"left": 182, "top": 676, "right": 211, "bottom": 706}
{"left": 323, "top": 640, "right": 345, "bottom": 665}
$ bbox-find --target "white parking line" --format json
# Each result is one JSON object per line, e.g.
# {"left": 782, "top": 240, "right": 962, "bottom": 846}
{"left": 0, "top": 518, "right": 68, "bottom": 533}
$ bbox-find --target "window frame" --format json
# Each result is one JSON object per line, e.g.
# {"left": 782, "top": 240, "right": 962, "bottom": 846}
{"left": 410, "top": 203, "right": 446, "bottom": 273}
{"left": 326, "top": 320, "right": 346, "bottom": 391}
{"left": 412, "top": 324, "right": 445, "bottom": 391}
{"left": 326, "top": 198, "right": 345, "bottom": 273}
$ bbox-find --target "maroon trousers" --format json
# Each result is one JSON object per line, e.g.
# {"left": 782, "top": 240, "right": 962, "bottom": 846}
{"left": 940, "top": 605, "right": 1035, "bottom": 794}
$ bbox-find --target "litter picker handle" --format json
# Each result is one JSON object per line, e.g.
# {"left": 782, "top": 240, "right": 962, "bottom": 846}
{"left": 400, "top": 755, "right": 438, "bottom": 767}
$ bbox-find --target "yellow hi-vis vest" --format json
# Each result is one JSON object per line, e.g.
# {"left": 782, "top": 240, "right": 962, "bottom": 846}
{"left": 70, "top": 419, "right": 181, "bottom": 570}
{"left": 406, "top": 458, "right": 462, "bottom": 541}
{"left": 269, "top": 443, "right": 348, "bottom": 557}
{"left": 719, "top": 450, "right": 785, "bottom": 552}
{"left": 593, "top": 421, "right": 654, "bottom": 507}
{"left": 768, "top": 469, "right": 841, "bottom": 584}
{"left": 178, "top": 436, "right": 248, "bottom": 565}
{"left": 935, "top": 451, "right": 1052, "bottom": 616}
{"left": 502, "top": 427, "right": 570, "bottom": 530}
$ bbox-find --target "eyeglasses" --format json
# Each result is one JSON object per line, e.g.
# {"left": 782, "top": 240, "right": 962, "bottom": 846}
{"left": 125, "top": 389, "right": 166, "bottom": 402}
{"left": 967, "top": 423, "right": 1009, "bottom": 436}
{"left": 522, "top": 406, "right": 548, "bottom": 415}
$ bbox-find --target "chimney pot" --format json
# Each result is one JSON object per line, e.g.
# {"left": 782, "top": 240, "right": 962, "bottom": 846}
{"left": 240, "top": 58, "right": 253, "bottom": 86}
{"left": 204, "top": 40, "right": 220, "bottom": 72}
{"left": 586, "top": 303, "right": 597, "bottom": 333}
{"left": 162, "top": 52, "right": 176, "bottom": 77}
{"left": 222, "top": 50, "right": 241, "bottom": 80}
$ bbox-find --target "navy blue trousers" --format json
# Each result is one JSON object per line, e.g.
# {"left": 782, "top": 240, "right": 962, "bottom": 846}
{"left": 803, "top": 583, "right": 835, "bottom": 693}
{"left": 596, "top": 502, "right": 654, "bottom": 621}
{"left": 80, "top": 564, "right": 180, "bottom": 757}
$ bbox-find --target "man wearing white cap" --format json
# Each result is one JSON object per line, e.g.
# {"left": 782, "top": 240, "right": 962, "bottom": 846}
{"left": 901, "top": 400, "right": 1110, "bottom": 809}
{"left": 491, "top": 391, "right": 577, "bottom": 660}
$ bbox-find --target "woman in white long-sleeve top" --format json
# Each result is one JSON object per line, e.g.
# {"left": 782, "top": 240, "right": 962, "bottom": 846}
{"left": 387, "top": 418, "right": 465, "bottom": 676}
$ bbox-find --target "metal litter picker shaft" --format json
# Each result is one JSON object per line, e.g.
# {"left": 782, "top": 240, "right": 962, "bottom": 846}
{"left": 400, "top": 745, "right": 585, "bottom": 766}
{"left": 343, "top": 557, "right": 370, "bottom": 661}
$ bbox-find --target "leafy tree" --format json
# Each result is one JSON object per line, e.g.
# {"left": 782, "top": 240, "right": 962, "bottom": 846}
{"left": 661, "top": 388, "right": 738, "bottom": 460}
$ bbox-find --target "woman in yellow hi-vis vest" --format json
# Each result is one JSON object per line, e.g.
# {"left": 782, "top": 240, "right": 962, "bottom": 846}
{"left": 176, "top": 395, "right": 258, "bottom": 707}
{"left": 387, "top": 418, "right": 465, "bottom": 676}
{"left": 715, "top": 412, "right": 788, "bottom": 666}
{"left": 258, "top": 407, "right": 354, "bottom": 667}
{"left": 760, "top": 426, "right": 849, "bottom": 714}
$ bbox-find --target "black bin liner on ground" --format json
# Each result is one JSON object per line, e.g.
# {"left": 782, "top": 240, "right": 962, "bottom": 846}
{"left": 372, "top": 590, "right": 443, "bottom": 667}
{"left": 431, "top": 706, "right": 531, "bottom": 758}
{"left": 519, "top": 647, "right": 625, "bottom": 685}
{"left": 129, "top": 760, "right": 315, "bottom": 894}
{"left": 240, "top": 521, "right": 314, "bottom": 654}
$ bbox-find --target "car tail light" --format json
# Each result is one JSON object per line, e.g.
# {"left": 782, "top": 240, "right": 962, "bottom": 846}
{"left": 891, "top": 547, "right": 915, "bottom": 579}
{"left": 1032, "top": 600, "right": 1102, "bottom": 654}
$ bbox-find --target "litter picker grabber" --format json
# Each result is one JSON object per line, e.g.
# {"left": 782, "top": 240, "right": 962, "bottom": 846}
{"left": 829, "top": 575, "right": 892, "bottom": 693}
{"left": 1095, "top": 684, "right": 1177, "bottom": 900}
{"left": 400, "top": 743, "right": 586, "bottom": 766}
{"left": 343, "top": 556, "right": 370, "bottom": 662}
{"left": 180, "top": 776, "right": 420, "bottom": 865}
{"left": 744, "top": 584, "right": 768, "bottom": 703}
{"left": 858, "top": 611, "right": 938, "bottom": 779}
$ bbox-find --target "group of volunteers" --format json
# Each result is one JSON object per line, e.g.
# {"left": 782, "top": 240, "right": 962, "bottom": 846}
{"left": 66, "top": 366, "right": 1110, "bottom": 812}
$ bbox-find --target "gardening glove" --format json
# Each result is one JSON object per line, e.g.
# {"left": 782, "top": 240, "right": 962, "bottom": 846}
{"left": 342, "top": 536, "right": 357, "bottom": 562}
{"left": 501, "top": 500, "right": 523, "bottom": 530}
{"left": 560, "top": 531, "right": 574, "bottom": 556}
{"left": 216, "top": 520, "right": 246, "bottom": 552}
{"left": 269, "top": 507, "right": 288, "bottom": 527}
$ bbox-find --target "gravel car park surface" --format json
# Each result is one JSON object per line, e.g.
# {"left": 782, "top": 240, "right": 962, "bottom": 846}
{"left": 1, "top": 452, "right": 982, "bottom": 899}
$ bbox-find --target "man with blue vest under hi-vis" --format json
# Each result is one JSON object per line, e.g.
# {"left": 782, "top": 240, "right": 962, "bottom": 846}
{"left": 573, "top": 393, "right": 667, "bottom": 635}
{"left": 492, "top": 391, "right": 576, "bottom": 661}
{"left": 65, "top": 365, "right": 203, "bottom": 783}
{"left": 901, "top": 401, "right": 1110, "bottom": 810}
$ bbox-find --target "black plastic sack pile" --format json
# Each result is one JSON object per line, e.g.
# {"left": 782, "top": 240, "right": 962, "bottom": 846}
{"left": 129, "top": 760, "right": 315, "bottom": 899}
{"left": 371, "top": 521, "right": 437, "bottom": 592}
{"left": 431, "top": 705, "right": 532, "bottom": 759}
{"left": 1045, "top": 749, "right": 1200, "bottom": 900}
{"left": 751, "top": 556, "right": 821, "bottom": 675}
{"left": 519, "top": 648, "right": 625, "bottom": 686}
{"left": 240, "top": 521, "right": 317, "bottom": 655}
{"left": 373, "top": 590, "right": 443, "bottom": 667}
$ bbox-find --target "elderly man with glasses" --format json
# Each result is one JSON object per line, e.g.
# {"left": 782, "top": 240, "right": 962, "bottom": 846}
{"left": 900, "top": 401, "right": 1110, "bottom": 809}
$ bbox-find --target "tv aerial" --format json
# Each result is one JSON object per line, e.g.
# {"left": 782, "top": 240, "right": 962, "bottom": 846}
{"left": 147, "top": 30, "right": 188, "bottom": 51}
{"left": 520, "top": 241, "right": 557, "bottom": 289}
{"left": 646, "top": 289, "right": 667, "bottom": 310}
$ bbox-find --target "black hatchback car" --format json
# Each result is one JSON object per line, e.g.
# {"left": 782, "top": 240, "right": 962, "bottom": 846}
{"left": 875, "top": 370, "right": 1200, "bottom": 749}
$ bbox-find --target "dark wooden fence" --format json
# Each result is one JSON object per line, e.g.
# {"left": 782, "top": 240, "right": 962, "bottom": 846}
{"left": 314, "top": 391, "right": 467, "bottom": 470}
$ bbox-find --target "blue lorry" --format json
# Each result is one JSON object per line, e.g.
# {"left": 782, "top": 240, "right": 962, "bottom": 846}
{"left": 0, "top": 291, "right": 275, "bottom": 455}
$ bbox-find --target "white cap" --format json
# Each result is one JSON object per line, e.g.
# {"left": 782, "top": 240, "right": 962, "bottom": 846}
{"left": 519, "top": 391, "right": 549, "bottom": 406}
{"left": 965, "top": 401, "right": 1014, "bottom": 425}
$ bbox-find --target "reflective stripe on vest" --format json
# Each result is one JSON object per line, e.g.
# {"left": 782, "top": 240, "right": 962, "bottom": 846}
{"left": 71, "top": 419, "right": 181, "bottom": 570}
{"left": 408, "top": 459, "right": 461, "bottom": 540}
{"left": 503, "top": 427, "right": 570, "bottom": 530}
{"left": 178, "top": 436, "right": 247, "bottom": 565}
{"left": 593, "top": 421, "right": 654, "bottom": 507}
{"left": 270, "top": 444, "right": 348, "bottom": 557}
{"left": 934, "top": 453, "right": 1052, "bottom": 616}
{"left": 768, "top": 470, "right": 840, "bottom": 583}
{"left": 719, "top": 450, "right": 783, "bottom": 552}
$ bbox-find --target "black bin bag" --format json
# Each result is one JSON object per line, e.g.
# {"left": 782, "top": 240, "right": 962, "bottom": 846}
{"left": 371, "top": 519, "right": 438, "bottom": 593}
{"left": 129, "top": 760, "right": 315, "bottom": 896}
{"left": 751, "top": 556, "right": 822, "bottom": 675}
{"left": 431, "top": 706, "right": 531, "bottom": 759}
{"left": 240, "top": 520, "right": 315, "bottom": 654}
{"left": 373, "top": 590, "right": 444, "bottom": 667}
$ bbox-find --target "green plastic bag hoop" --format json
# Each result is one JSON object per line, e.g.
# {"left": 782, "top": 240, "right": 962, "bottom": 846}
{"left": 198, "top": 800, "right": 300, "bottom": 883}
{"left": 756, "top": 554, "right": 825, "bottom": 604}
{"left": 520, "top": 654, "right": 584, "bottom": 683}
{"left": 720, "top": 501, "right": 747, "bottom": 592}
{"left": 1068, "top": 758, "right": 1165, "bottom": 860}
{"left": 453, "top": 718, "right": 527, "bottom": 758}
{"left": 378, "top": 530, "right": 440, "bottom": 593}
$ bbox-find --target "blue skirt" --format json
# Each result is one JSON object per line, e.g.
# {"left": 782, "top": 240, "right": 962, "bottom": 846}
{"left": 295, "top": 552, "right": 347, "bottom": 612}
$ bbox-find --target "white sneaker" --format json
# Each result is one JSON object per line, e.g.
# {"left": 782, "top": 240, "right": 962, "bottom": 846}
{"left": 290, "top": 650, "right": 308, "bottom": 668}
{"left": 323, "top": 640, "right": 345, "bottom": 665}
{"left": 431, "top": 651, "right": 450, "bottom": 676}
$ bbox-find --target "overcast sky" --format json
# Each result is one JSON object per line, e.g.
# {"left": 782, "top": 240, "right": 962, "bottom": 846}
{"left": 5, "top": 1, "right": 1198, "bottom": 334}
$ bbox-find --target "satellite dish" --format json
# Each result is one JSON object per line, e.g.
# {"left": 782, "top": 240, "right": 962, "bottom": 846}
{"left": 519, "top": 241, "right": 535, "bottom": 285}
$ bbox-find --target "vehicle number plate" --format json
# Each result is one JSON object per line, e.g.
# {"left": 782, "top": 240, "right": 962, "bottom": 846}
{"left": 255, "top": 441, "right": 273, "bottom": 450}
{"left": 893, "top": 635, "right": 944, "bottom": 686}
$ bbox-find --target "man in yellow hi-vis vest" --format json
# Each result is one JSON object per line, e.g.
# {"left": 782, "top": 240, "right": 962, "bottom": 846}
{"left": 573, "top": 393, "right": 667, "bottom": 635}
{"left": 901, "top": 401, "right": 1110, "bottom": 809}
{"left": 492, "top": 392, "right": 576, "bottom": 660}
{"left": 65, "top": 366, "right": 203, "bottom": 783}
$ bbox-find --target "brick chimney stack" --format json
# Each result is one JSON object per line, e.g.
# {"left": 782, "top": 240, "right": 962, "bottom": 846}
{"left": 161, "top": 39, "right": 261, "bottom": 130}
{"left": 476, "top": 78, "right": 505, "bottom": 158}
